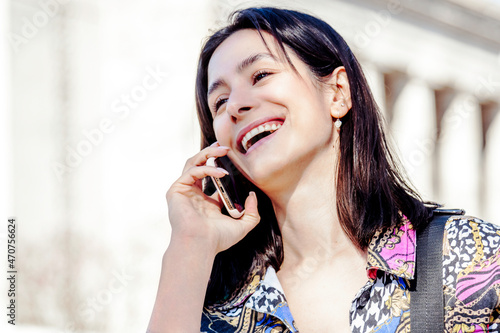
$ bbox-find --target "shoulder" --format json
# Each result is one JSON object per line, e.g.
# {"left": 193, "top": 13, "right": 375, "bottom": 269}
{"left": 444, "top": 215, "right": 500, "bottom": 259}
{"left": 443, "top": 215, "right": 500, "bottom": 271}
{"left": 441, "top": 215, "right": 500, "bottom": 330}
{"left": 445, "top": 214, "right": 500, "bottom": 233}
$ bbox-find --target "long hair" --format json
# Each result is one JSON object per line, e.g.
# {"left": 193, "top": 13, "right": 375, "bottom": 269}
{"left": 195, "top": 7, "right": 433, "bottom": 305}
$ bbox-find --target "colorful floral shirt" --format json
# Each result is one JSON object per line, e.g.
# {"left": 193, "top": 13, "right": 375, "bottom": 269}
{"left": 201, "top": 216, "right": 500, "bottom": 332}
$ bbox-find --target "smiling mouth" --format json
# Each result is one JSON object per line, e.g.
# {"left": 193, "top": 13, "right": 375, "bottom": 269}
{"left": 241, "top": 122, "right": 282, "bottom": 153}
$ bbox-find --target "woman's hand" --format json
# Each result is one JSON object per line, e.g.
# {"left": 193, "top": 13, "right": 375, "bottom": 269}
{"left": 148, "top": 144, "right": 260, "bottom": 333}
{"left": 166, "top": 143, "right": 260, "bottom": 255}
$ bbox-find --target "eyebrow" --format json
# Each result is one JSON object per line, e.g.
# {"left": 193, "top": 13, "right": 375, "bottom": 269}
{"left": 207, "top": 53, "right": 277, "bottom": 97}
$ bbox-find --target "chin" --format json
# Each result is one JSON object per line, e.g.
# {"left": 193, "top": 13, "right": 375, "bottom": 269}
{"left": 245, "top": 159, "right": 292, "bottom": 192}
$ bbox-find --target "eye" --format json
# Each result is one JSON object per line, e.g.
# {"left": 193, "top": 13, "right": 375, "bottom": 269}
{"left": 252, "top": 70, "right": 272, "bottom": 84}
{"left": 212, "top": 97, "right": 228, "bottom": 113}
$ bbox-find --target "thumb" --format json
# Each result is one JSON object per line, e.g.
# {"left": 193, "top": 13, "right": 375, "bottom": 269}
{"left": 239, "top": 191, "right": 260, "bottom": 229}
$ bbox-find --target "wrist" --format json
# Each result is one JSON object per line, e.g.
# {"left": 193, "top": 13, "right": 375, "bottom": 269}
{"left": 166, "top": 232, "right": 218, "bottom": 263}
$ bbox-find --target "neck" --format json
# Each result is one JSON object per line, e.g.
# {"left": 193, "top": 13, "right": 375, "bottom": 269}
{"left": 262, "top": 150, "right": 364, "bottom": 271}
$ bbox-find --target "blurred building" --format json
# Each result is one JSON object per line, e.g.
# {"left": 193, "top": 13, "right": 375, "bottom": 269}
{"left": 1, "top": 0, "right": 499, "bottom": 332}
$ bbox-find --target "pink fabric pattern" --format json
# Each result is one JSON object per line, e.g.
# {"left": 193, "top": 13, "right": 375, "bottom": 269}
{"left": 456, "top": 251, "right": 500, "bottom": 305}
{"left": 378, "top": 218, "right": 416, "bottom": 278}
{"left": 367, "top": 216, "right": 416, "bottom": 280}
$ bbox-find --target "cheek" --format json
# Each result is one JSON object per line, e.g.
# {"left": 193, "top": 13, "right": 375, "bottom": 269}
{"left": 263, "top": 75, "right": 301, "bottom": 101}
{"left": 212, "top": 117, "right": 233, "bottom": 146}
{"left": 269, "top": 75, "right": 325, "bottom": 110}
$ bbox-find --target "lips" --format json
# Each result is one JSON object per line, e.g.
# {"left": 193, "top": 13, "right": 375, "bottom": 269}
{"left": 237, "top": 118, "right": 284, "bottom": 153}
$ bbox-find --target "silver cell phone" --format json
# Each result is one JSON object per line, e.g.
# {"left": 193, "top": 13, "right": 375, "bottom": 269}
{"left": 206, "top": 156, "right": 245, "bottom": 218}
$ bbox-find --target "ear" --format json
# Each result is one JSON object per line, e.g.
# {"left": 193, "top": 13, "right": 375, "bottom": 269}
{"left": 326, "top": 66, "right": 352, "bottom": 119}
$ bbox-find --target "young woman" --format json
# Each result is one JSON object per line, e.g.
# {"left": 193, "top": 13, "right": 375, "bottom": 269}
{"left": 148, "top": 7, "right": 500, "bottom": 333}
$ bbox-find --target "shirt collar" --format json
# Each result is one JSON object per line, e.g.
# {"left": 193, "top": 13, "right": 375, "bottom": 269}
{"left": 208, "top": 217, "right": 416, "bottom": 327}
{"left": 366, "top": 216, "right": 416, "bottom": 280}
{"left": 209, "top": 266, "right": 298, "bottom": 332}
{"left": 245, "top": 266, "right": 298, "bottom": 332}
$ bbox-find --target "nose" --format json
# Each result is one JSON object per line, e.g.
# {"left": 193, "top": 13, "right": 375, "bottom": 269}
{"left": 226, "top": 90, "right": 253, "bottom": 122}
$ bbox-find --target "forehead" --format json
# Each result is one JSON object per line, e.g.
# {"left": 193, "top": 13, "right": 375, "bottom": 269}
{"left": 207, "top": 29, "right": 281, "bottom": 79}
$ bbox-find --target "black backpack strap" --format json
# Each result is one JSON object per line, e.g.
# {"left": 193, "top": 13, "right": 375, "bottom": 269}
{"left": 410, "top": 209, "right": 464, "bottom": 332}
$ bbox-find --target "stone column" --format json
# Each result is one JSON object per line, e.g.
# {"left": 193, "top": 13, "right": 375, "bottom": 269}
{"left": 484, "top": 106, "right": 500, "bottom": 224}
{"left": 438, "top": 93, "right": 482, "bottom": 216}
{"left": 390, "top": 77, "right": 437, "bottom": 200}
{"left": 362, "top": 63, "right": 387, "bottom": 122}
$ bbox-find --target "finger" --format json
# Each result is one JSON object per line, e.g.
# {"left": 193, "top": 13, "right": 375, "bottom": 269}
{"left": 239, "top": 191, "right": 260, "bottom": 228}
{"left": 183, "top": 146, "right": 230, "bottom": 171}
{"left": 177, "top": 165, "right": 229, "bottom": 187}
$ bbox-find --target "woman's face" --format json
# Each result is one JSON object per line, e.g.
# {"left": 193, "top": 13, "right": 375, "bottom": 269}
{"left": 207, "top": 29, "right": 338, "bottom": 190}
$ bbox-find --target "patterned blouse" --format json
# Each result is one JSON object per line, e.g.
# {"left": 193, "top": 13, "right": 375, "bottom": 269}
{"left": 201, "top": 216, "right": 500, "bottom": 332}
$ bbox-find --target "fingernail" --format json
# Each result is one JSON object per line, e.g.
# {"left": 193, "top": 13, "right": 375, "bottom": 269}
{"left": 217, "top": 167, "right": 229, "bottom": 175}
{"left": 217, "top": 146, "right": 230, "bottom": 150}
{"left": 210, "top": 141, "right": 219, "bottom": 147}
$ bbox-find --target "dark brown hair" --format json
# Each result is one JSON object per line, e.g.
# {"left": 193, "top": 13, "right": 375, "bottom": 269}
{"left": 196, "top": 7, "right": 432, "bottom": 304}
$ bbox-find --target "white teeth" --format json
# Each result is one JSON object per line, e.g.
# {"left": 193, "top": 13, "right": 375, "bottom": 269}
{"left": 241, "top": 123, "right": 282, "bottom": 152}
{"left": 250, "top": 127, "right": 259, "bottom": 137}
